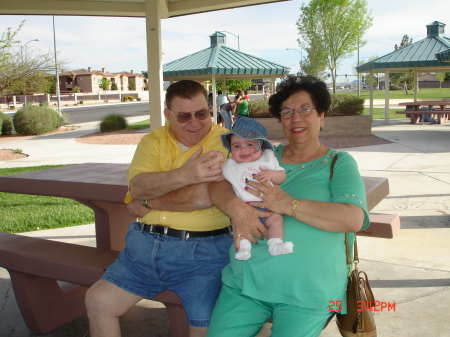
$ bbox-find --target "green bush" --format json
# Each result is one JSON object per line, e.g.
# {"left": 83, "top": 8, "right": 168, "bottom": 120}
{"left": 328, "top": 94, "right": 364, "bottom": 116}
{"left": 99, "top": 113, "right": 128, "bottom": 132}
{"left": 13, "top": 105, "right": 60, "bottom": 135}
{"left": 39, "top": 101, "right": 49, "bottom": 107}
{"left": 122, "top": 97, "right": 128, "bottom": 102}
{"left": 0, "top": 112, "right": 13, "bottom": 135}
{"left": 9, "top": 105, "right": 15, "bottom": 110}
{"left": 389, "top": 84, "right": 402, "bottom": 91}
{"left": 111, "top": 82, "right": 118, "bottom": 90}
{"left": 127, "top": 96, "right": 135, "bottom": 101}
{"left": 136, "top": 97, "right": 142, "bottom": 101}
{"left": 247, "top": 99, "right": 272, "bottom": 118}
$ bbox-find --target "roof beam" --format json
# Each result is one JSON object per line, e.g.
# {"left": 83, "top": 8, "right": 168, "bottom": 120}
{"left": 0, "top": 0, "right": 145, "bottom": 17}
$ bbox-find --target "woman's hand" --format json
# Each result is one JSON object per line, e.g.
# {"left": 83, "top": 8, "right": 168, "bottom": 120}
{"left": 245, "top": 180, "right": 292, "bottom": 215}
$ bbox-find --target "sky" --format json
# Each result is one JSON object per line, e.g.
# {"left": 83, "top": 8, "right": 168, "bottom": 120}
{"left": 1, "top": 0, "right": 449, "bottom": 85}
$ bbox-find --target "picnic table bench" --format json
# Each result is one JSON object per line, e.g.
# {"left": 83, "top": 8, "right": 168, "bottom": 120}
{"left": 397, "top": 101, "right": 450, "bottom": 124}
{"left": 0, "top": 163, "right": 400, "bottom": 335}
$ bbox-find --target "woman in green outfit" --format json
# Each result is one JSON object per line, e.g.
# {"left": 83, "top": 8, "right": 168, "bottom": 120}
{"left": 208, "top": 76, "right": 370, "bottom": 337}
{"left": 234, "top": 89, "right": 249, "bottom": 121}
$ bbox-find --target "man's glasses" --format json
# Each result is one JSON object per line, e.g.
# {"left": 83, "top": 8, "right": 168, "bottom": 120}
{"left": 280, "top": 104, "right": 316, "bottom": 119}
{"left": 169, "top": 108, "right": 210, "bottom": 123}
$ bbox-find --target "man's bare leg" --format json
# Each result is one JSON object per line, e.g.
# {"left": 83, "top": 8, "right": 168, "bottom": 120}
{"left": 86, "top": 279, "right": 143, "bottom": 337}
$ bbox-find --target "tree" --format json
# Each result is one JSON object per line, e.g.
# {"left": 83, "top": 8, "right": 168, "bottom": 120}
{"left": 211, "top": 79, "right": 254, "bottom": 93}
{"left": 435, "top": 72, "right": 446, "bottom": 91}
{"left": 128, "top": 79, "right": 135, "bottom": 90}
{"left": 391, "top": 35, "right": 414, "bottom": 94}
{"left": 0, "top": 21, "right": 24, "bottom": 70}
{"left": 1, "top": 21, "right": 67, "bottom": 96}
{"left": 394, "top": 34, "right": 412, "bottom": 51}
{"left": 99, "top": 78, "right": 111, "bottom": 91}
{"left": 296, "top": 0, "right": 373, "bottom": 93}
{"left": 300, "top": 46, "right": 328, "bottom": 79}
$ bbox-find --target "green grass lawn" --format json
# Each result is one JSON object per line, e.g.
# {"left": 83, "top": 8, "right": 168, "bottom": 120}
{"left": 0, "top": 165, "right": 94, "bottom": 233}
{"left": 349, "top": 87, "right": 450, "bottom": 100}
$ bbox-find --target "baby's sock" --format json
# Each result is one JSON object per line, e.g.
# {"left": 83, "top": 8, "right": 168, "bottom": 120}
{"left": 268, "top": 238, "right": 294, "bottom": 256}
{"left": 235, "top": 239, "right": 252, "bottom": 260}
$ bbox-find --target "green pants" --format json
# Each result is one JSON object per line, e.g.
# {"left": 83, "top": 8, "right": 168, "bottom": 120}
{"left": 207, "top": 284, "right": 333, "bottom": 337}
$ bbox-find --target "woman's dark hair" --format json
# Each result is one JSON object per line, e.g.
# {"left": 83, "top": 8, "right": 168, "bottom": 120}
{"left": 268, "top": 75, "right": 331, "bottom": 121}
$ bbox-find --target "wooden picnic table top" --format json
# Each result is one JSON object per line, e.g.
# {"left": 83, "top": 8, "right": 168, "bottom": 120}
{"left": 398, "top": 101, "right": 450, "bottom": 106}
{"left": 0, "top": 163, "right": 390, "bottom": 248}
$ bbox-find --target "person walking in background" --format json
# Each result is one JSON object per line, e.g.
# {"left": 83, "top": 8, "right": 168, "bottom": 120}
{"left": 216, "top": 90, "right": 230, "bottom": 110}
{"left": 244, "top": 90, "right": 250, "bottom": 102}
{"left": 207, "top": 76, "right": 369, "bottom": 337}
{"left": 219, "top": 102, "right": 233, "bottom": 130}
{"left": 86, "top": 80, "right": 232, "bottom": 337}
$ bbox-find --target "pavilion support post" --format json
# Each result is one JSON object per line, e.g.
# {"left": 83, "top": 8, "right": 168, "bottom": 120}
{"left": 414, "top": 71, "right": 418, "bottom": 100}
{"left": 384, "top": 70, "right": 390, "bottom": 124}
{"left": 145, "top": 0, "right": 165, "bottom": 130}
{"left": 369, "top": 71, "right": 374, "bottom": 118}
{"left": 212, "top": 75, "right": 217, "bottom": 124}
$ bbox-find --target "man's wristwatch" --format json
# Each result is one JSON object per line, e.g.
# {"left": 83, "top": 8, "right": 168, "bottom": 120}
{"left": 291, "top": 199, "right": 300, "bottom": 218}
{"left": 141, "top": 200, "right": 151, "bottom": 209}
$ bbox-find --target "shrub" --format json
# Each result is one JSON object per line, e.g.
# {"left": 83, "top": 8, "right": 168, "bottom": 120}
{"left": 122, "top": 97, "right": 128, "bottom": 102}
{"left": 127, "top": 96, "right": 135, "bottom": 101}
{"left": 328, "top": 94, "right": 364, "bottom": 116}
{"left": 9, "top": 105, "right": 15, "bottom": 110}
{"left": 110, "top": 82, "right": 118, "bottom": 90}
{"left": 136, "top": 97, "right": 142, "bottom": 101}
{"left": 0, "top": 112, "right": 13, "bottom": 135}
{"left": 389, "top": 84, "right": 402, "bottom": 91}
{"left": 39, "top": 101, "right": 49, "bottom": 107}
{"left": 99, "top": 113, "right": 128, "bottom": 132}
{"left": 247, "top": 99, "right": 272, "bottom": 118}
{"left": 13, "top": 105, "right": 60, "bottom": 135}
{"left": 79, "top": 100, "right": 84, "bottom": 104}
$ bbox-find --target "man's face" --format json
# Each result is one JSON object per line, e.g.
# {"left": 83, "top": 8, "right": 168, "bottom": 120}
{"left": 164, "top": 93, "right": 212, "bottom": 147}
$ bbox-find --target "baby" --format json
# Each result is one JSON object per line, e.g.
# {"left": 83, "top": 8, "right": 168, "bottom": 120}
{"left": 220, "top": 117, "right": 294, "bottom": 260}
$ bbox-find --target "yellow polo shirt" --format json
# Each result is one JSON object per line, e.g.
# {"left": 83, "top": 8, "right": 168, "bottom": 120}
{"left": 124, "top": 123, "right": 230, "bottom": 231}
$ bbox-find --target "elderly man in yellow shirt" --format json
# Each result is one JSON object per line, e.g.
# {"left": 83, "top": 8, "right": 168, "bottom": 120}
{"left": 86, "top": 80, "right": 234, "bottom": 337}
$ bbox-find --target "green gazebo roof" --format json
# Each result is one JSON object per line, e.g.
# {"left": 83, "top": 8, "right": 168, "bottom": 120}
{"left": 356, "top": 21, "right": 450, "bottom": 73}
{"left": 163, "top": 32, "right": 290, "bottom": 80}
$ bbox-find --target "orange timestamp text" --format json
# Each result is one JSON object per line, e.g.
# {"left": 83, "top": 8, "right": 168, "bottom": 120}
{"left": 328, "top": 300, "right": 396, "bottom": 312}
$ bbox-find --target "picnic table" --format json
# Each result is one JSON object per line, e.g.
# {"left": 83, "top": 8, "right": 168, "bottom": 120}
{"left": 0, "top": 163, "right": 399, "bottom": 335}
{"left": 397, "top": 101, "right": 450, "bottom": 124}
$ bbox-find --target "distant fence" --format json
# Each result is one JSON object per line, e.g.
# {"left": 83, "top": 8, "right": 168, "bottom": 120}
{"left": 0, "top": 92, "right": 145, "bottom": 107}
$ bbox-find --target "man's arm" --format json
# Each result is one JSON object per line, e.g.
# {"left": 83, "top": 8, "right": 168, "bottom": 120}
{"left": 130, "top": 148, "right": 223, "bottom": 200}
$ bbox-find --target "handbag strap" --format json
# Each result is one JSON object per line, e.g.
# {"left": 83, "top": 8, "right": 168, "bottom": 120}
{"left": 329, "top": 152, "right": 359, "bottom": 271}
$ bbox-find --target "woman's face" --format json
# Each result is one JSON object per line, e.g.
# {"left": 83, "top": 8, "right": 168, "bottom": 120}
{"left": 280, "top": 90, "right": 325, "bottom": 146}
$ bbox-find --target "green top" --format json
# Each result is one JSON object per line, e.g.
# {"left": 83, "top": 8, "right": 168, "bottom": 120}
{"left": 221, "top": 148, "right": 370, "bottom": 312}
{"left": 237, "top": 99, "right": 248, "bottom": 116}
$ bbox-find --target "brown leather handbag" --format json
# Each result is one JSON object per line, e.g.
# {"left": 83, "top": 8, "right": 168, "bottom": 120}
{"left": 336, "top": 234, "right": 377, "bottom": 337}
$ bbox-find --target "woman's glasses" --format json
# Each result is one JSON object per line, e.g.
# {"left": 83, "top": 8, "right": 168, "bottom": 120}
{"left": 280, "top": 104, "right": 316, "bottom": 119}
{"left": 169, "top": 108, "right": 210, "bottom": 123}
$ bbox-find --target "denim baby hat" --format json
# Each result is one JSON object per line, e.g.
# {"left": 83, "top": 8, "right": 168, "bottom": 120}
{"left": 220, "top": 117, "right": 274, "bottom": 152}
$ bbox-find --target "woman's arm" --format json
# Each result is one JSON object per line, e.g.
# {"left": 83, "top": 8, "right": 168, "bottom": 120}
{"left": 246, "top": 181, "right": 364, "bottom": 233}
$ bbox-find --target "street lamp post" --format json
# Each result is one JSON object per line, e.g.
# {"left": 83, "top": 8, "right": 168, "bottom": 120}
{"left": 218, "top": 31, "right": 240, "bottom": 50}
{"left": 21, "top": 39, "right": 39, "bottom": 105}
{"left": 286, "top": 48, "right": 303, "bottom": 74}
{"left": 53, "top": 16, "right": 61, "bottom": 114}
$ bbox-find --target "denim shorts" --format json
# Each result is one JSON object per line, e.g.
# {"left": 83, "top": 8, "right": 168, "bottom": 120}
{"left": 102, "top": 222, "right": 233, "bottom": 327}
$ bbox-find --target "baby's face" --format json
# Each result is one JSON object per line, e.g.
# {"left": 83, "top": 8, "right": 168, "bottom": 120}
{"left": 230, "top": 134, "right": 262, "bottom": 163}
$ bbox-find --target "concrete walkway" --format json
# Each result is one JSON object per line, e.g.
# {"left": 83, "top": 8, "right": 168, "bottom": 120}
{"left": 0, "top": 117, "right": 449, "bottom": 336}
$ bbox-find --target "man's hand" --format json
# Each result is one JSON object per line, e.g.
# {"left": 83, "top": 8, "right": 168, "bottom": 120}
{"left": 179, "top": 147, "right": 225, "bottom": 185}
{"left": 127, "top": 198, "right": 151, "bottom": 218}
